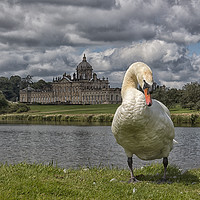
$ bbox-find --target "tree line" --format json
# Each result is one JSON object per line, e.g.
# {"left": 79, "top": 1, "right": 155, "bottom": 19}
{"left": 0, "top": 75, "right": 200, "bottom": 110}
{"left": 152, "top": 82, "right": 200, "bottom": 110}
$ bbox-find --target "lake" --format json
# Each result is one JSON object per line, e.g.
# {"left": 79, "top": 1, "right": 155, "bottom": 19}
{"left": 0, "top": 124, "right": 199, "bottom": 170}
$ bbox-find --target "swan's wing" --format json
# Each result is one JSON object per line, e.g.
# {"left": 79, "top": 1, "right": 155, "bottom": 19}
{"left": 111, "top": 104, "right": 122, "bottom": 135}
{"left": 150, "top": 100, "right": 175, "bottom": 143}
{"left": 153, "top": 99, "right": 171, "bottom": 118}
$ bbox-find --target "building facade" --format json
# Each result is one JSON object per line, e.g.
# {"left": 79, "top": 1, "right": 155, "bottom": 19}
{"left": 20, "top": 55, "right": 121, "bottom": 104}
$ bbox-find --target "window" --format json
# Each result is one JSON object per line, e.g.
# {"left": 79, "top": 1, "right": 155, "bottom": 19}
{"left": 111, "top": 95, "right": 113, "bottom": 101}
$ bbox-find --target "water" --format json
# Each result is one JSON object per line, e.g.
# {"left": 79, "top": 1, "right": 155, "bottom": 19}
{"left": 0, "top": 124, "right": 199, "bottom": 170}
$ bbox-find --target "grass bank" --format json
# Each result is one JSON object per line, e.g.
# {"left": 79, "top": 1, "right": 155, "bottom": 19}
{"left": 0, "top": 104, "right": 199, "bottom": 126}
{"left": 0, "top": 163, "right": 199, "bottom": 200}
{"left": 0, "top": 113, "right": 114, "bottom": 125}
{"left": 171, "top": 113, "right": 200, "bottom": 126}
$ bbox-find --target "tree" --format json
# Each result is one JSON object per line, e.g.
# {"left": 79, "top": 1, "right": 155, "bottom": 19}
{"left": 32, "top": 79, "right": 52, "bottom": 91}
{"left": 10, "top": 75, "right": 21, "bottom": 101}
{"left": 0, "top": 91, "right": 8, "bottom": 112}
{"left": 166, "top": 88, "right": 182, "bottom": 107}
{"left": 180, "top": 82, "right": 200, "bottom": 110}
{"left": 0, "top": 77, "right": 13, "bottom": 101}
{"left": 20, "top": 75, "right": 33, "bottom": 89}
{"left": 0, "top": 76, "right": 22, "bottom": 102}
{"left": 152, "top": 86, "right": 182, "bottom": 109}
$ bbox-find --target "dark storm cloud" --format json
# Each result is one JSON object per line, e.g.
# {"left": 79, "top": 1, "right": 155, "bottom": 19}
{"left": 0, "top": 17, "right": 20, "bottom": 32}
{"left": 3, "top": 0, "right": 200, "bottom": 47}
{"left": 0, "top": 34, "right": 40, "bottom": 47}
{"left": 0, "top": 2, "right": 24, "bottom": 32}
{"left": 12, "top": 0, "right": 119, "bottom": 9}
{"left": 78, "top": 21, "right": 156, "bottom": 42}
{"left": 0, "top": 30, "right": 72, "bottom": 48}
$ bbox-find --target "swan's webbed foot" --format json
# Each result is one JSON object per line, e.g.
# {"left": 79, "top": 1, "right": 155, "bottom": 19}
{"left": 127, "top": 157, "right": 140, "bottom": 183}
{"left": 128, "top": 177, "right": 140, "bottom": 183}
{"left": 158, "top": 177, "right": 167, "bottom": 183}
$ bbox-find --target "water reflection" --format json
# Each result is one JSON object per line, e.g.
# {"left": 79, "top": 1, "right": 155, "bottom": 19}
{"left": 0, "top": 125, "right": 199, "bottom": 170}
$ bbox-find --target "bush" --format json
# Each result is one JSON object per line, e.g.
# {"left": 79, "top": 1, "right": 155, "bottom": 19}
{"left": 16, "top": 103, "right": 30, "bottom": 113}
{"left": 0, "top": 96, "right": 30, "bottom": 114}
{"left": 7, "top": 102, "right": 30, "bottom": 113}
{"left": 190, "top": 114, "right": 199, "bottom": 125}
{"left": 195, "top": 100, "right": 200, "bottom": 111}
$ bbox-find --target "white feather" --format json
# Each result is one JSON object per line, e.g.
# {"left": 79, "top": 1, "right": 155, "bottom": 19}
{"left": 173, "top": 139, "right": 178, "bottom": 144}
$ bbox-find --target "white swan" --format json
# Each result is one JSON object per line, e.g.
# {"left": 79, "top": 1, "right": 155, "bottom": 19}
{"left": 111, "top": 62, "right": 175, "bottom": 182}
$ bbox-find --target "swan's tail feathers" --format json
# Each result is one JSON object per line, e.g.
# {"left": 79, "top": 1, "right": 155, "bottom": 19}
{"left": 173, "top": 139, "right": 178, "bottom": 144}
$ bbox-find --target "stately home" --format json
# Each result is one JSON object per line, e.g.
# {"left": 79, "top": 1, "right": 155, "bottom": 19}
{"left": 20, "top": 55, "right": 121, "bottom": 104}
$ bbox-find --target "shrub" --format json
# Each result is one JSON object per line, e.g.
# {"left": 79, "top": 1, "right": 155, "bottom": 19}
{"left": 16, "top": 103, "right": 30, "bottom": 113}
{"left": 7, "top": 102, "right": 30, "bottom": 113}
{"left": 195, "top": 100, "right": 200, "bottom": 111}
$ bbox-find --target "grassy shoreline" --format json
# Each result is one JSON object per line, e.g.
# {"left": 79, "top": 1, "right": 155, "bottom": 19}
{"left": 0, "top": 113, "right": 200, "bottom": 126}
{"left": 0, "top": 104, "right": 200, "bottom": 126}
{"left": 0, "top": 162, "right": 199, "bottom": 199}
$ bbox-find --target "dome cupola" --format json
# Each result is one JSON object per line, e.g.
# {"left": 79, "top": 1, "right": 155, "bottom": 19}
{"left": 76, "top": 54, "right": 93, "bottom": 80}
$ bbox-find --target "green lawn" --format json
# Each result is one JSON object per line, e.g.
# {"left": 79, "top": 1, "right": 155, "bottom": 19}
{"left": 29, "top": 104, "right": 120, "bottom": 115}
{"left": 28, "top": 104, "right": 199, "bottom": 115}
{"left": 0, "top": 163, "right": 199, "bottom": 200}
{"left": 170, "top": 104, "right": 198, "bottom": 114}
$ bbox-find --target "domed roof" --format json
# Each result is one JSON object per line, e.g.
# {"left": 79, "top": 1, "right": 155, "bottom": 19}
{"left": 77, "top": 54, "right": 92, "bottom": 69}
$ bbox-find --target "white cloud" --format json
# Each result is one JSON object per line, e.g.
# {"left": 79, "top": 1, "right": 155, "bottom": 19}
{"left": 85, "top": 40, "right": 199, "bottom": 88}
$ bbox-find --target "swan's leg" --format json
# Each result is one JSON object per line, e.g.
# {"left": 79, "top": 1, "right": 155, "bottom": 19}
{"left": 127, "top": 157, "right": 138, "bottom": 182}
{"left": 162, "top": 157, "right": 168, "bottom": 181}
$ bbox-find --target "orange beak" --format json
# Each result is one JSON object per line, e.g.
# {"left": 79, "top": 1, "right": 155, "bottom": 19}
{"left": 144, "top": 88, "right": 152, "bottom": 106}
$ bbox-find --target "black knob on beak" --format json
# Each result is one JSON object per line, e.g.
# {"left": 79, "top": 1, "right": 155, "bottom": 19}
{"left": 149, "top": 82, "right": 157, "bottom": 94}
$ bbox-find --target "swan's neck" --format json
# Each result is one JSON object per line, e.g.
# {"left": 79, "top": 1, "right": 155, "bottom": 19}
{"left": 121, "top": 62, "right": 153, "bottom": 109}
{"left": 121, "top": 67, "right": 138, "bottom": 100}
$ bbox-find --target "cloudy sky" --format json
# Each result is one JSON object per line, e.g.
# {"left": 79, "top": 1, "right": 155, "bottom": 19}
{"left": 0, "top": 0, "right": 200, "bottom": 88}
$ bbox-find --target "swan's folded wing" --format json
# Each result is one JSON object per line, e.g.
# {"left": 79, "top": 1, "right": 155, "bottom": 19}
{"left": 153, "top": 99, "right": 171, "bottom": 118}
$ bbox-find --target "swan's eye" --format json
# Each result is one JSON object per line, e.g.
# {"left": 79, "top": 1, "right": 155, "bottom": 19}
{"left": 143, "top": 80, "right": 157, "bottom": 94}
{"left": 143, "top": 80, "right": 150, "bottom": 89}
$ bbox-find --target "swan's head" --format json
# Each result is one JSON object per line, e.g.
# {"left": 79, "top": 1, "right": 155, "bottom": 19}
{"left": 136, "top": 63, "right": 156, "bottom": 107}
{"left": 142, "top": 80, "right": 156, "bottom": 106}
{"left": 122, "top": 62, "right": 156, "bottom": 106}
